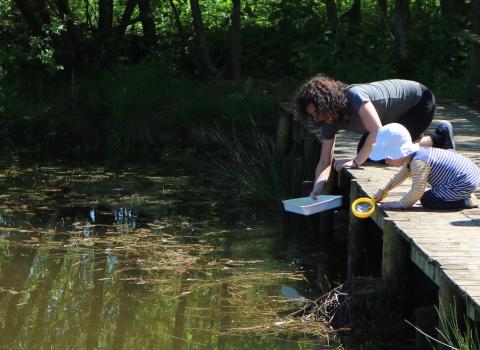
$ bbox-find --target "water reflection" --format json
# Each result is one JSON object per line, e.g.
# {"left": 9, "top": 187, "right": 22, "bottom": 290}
{"left": 0, "top": 163, "right": 342, "bottom": 349}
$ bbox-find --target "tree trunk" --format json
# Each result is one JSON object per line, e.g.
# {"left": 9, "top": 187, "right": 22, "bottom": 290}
{"left": 475, "top": 0, "right": 480, "bottom": 34}
{"left": 98, "top": 0, "right": 113, "bottom": 33}
{"left": 112, "top": 0, "right": 138, "bottom": 45}
{"left": 324, "top": 0, "right": 338, "bottom": 27}
{"left": 440, "top": 0, "right": 466, "bottom": 19}
{"left": 348, "top": 0, "right": 361, "bottom": 25}
{"left": 378, "top": 0, "right": 388, "bottom": 18}
{"left": 393, "top": 0, "right": 410, "bottom": 77}
{"left": 138, "top": 0, "right": 157, "bottom": 47}
{"left": 55, "top": 0, "right": 83, "bottom": 72}
{"left": 378, "top": 0, "right": 394, "bottom": 40}
{"left": 94, "top": 0, "right": 137, "bottom": 72}
{"left": 230, "top": 0, "right": 241, "bottom": 80}
{"left": 168, "top": 0, "right": 186, "bottom": 45}
{"left": 167, "top": 0, "right": 189, "bottom": 66}
{"left": 189, "top": 0, "right": 218, "bottom": 78}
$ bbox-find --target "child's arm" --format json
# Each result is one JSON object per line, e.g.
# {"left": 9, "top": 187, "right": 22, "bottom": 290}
{"left": 397, "top": 160, "right": 431, "bottom": 208}
{"left": 373, "top": 163, "right": 410, "bottom": 201}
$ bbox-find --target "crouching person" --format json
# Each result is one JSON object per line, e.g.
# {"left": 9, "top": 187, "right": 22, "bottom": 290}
{"left": 370, "top": 123, "right": 480, "bottom": 210}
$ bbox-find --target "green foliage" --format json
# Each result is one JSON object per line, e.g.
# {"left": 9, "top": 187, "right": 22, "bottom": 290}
{"left": 85, "top": 66, "right": 278, "bottom": 150}
{"left": 0, "top": 0, "right": 473, "bottom": 92}
{"left": 408, "top": 15, "right": 470, "bottom": 99}
{"left": 438, "top": 304, "right": 480, "bottom": 350}
{"left": 0, "top": 63, "right": 279, "bottom": 158}
{"left": 0, "top": 0, "right": 475, "bottom": 158}
{"left": 28, "top": 19, "right": 66, "bottom": 71}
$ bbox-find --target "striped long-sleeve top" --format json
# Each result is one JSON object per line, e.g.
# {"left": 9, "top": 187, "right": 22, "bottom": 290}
{"left": 381, "top": 147, "right": 480, "bottom": 208}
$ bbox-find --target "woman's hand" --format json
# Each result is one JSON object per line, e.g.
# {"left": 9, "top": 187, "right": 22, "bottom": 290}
{"left": 334, "top": 159, "right": 355, "bottom": 172}
{"left": 309, "top": 182, "right": 324, "bottom": 200}
{"left": 381, "top": 201, "right": 403, "bottom": 209}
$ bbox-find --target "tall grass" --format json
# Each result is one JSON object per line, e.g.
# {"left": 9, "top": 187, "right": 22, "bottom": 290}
{"left": 206, "top": 121, "right": 303, "bottom": 204}
{"left": 437, "top": 304, "right": 480, "bottom": 350}
{"left": 407, "top": 304, "right": 480, "bottom": 350}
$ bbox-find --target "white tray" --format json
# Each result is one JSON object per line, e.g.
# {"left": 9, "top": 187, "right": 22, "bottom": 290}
{"left": 282, "top": 195, "right": 343, "bottom": 216}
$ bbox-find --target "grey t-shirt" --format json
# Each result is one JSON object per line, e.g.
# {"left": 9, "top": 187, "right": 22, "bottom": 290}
{"left": 321, "top": 79, "right": 422, "bottom": 140}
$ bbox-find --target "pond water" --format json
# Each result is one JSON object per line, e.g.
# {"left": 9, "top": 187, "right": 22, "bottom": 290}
{"left": 0, "top": 160, "right": 345, "bottom": 349}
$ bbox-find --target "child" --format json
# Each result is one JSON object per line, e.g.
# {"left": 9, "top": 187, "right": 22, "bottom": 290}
{"left": 370, "top": 123, "right": 480, "bottom": 210}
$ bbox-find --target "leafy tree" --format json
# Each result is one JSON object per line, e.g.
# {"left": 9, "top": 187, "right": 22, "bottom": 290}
{"left": 0, "top": 0, "right": 478, "bottom": 157}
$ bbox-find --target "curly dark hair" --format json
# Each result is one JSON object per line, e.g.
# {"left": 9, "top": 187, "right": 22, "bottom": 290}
{"left": 295, "top": 75, "right": 350, "bottom": 124}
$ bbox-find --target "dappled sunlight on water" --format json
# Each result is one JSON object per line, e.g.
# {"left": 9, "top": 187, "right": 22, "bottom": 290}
{"left": 0, "top": 162, "right": 341, "bottom": 349}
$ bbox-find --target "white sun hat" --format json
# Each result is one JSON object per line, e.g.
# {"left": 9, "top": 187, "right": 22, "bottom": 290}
{"left": 370, "top": 123, "right": 420, "bottom": 161}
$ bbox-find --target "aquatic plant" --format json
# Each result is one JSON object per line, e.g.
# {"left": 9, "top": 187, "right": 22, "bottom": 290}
{"left": 404, "top": 303, "right": 480, "bottom": 350}
{"left": 205, "top": 121, "right": 302, "bottom": 204}
{"left": 0, "top": 161, "right": 342, "bottom": 349}
{"left": 437, "top": 303, "right": 480, "bottom": 350}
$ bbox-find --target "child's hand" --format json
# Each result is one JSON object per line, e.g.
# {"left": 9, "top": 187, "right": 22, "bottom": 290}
{"left": 381, "top": 201, "right": 403, "bottom": 209}
{"left": 373, "top": 189, "right": 386, "bottom": 202}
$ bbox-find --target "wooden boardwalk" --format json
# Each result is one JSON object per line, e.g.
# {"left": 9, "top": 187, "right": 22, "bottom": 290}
{"left": 324, "top": 102, "right": 480, "bottom": 321}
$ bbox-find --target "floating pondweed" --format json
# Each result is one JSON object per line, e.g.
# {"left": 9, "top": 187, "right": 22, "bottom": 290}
{"left": 0, "top": 161, "right": 343, "bottom": 349}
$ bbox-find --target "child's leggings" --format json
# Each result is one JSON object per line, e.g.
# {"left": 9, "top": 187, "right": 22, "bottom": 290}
{"left": 420, "top": 189, "right": 468, "bottom": 210}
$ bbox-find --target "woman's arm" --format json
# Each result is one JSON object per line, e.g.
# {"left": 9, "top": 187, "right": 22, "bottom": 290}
{"left": 310, "top": 137, "right": 335, "bottom": 199}
{"left": 334, "top": 101, "right": 382, "bottom": 171}
{"left": 355, "top": 101, "right": 382, "bottom": 165}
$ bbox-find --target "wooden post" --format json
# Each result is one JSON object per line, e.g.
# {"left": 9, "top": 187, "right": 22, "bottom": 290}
{"left": 337, "top": 165, "right": 354, "bottom": 199}
{"left": 291, "top": 116, "right": 305, "bottom": 146}
{"left": 302, "top": 135, "right": 321, "bottom": 179}
{"left": 414, "top": 305, "right": 438, "bottom": 349}
{"left": 332, "top": 210, "right": 349, "bottom": 242}
{"left": 276, "top": 105, "right": 293, "bottom": 155}
{"left": 381, "top": 219, "right": 409, "bottom": 288}
{"left": 348, "top": 181, "right": 368, "bottom": 278}
{"left": 324, "top": 163, "right": 339, "bottom": 195}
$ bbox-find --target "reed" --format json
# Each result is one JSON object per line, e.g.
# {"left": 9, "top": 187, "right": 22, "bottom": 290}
{"left": 437, "top": 304, "right": 480, "bottom": 350}
{"left": 206, "top": 121, "right": 302, "bottom": 204}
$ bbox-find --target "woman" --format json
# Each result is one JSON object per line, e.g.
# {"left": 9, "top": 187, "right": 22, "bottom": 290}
{"left": 295, "top": 75, "right": 454, "bottom": 199}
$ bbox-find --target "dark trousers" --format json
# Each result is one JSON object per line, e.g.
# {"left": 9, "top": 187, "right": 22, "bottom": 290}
{"left": 420, "top": 189, "right": 467, "bottom": 210}
{"left": 357, "top": 84, "right": 435, "bottom": 153}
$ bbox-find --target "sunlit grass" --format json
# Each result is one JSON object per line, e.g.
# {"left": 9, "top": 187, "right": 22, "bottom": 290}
{"left": 437, "top": 303, "right": 480, "bottom": 350}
